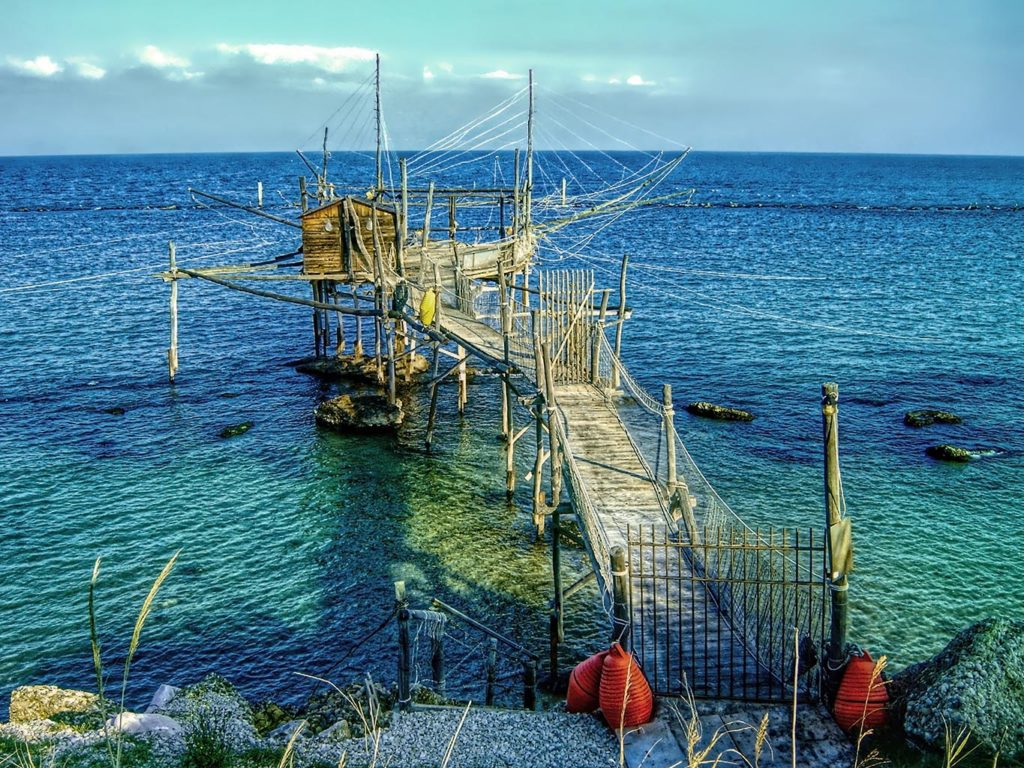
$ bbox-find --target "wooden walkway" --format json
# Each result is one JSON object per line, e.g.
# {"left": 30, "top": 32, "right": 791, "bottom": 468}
{"left": 434, "top": 310, "right": 776, "bottom": 699}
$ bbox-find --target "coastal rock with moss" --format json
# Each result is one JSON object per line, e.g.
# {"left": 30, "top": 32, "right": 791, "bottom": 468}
{"left": 890, "top": 617, "right": 1024, "bottom": 762}
{"left": 8, "top": 686, "right": 105, "bottom": 726}
{"left": 685, "top": 401, "right": 755, "bottom": 422}
{"left": 314, "top": 393, "right": 403, "bottom": 432}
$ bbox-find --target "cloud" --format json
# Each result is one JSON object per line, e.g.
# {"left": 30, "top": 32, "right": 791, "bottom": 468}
{"left": 69, "top": 59, "right": 106, "bottom": 80}
{"left": 422, "top": 66, "right": 434, "bottom": 81}
{"left": 481, "top": 69, "right": 523, "bottom": 80}
{"left": 140, "top": 45, "right": 189, "bottom": 69}
{"left": 216, "top": 43, "right": 375, "bottom": 73}
{"left": 626, "top": 74, "right": 655, "bottom": 86}
{"left": 7, "top": 55, "right": 62, "bottom": 77}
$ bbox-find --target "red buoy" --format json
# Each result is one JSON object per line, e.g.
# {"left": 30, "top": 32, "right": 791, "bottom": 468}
{"left": 566, "top": 650, "right": 608, "bottom": 713}
{"left": 599, "top": 642, "right": 653, "bottom": 729}
{"left": 833, "top": 650, "right": 889, "bottom": 733}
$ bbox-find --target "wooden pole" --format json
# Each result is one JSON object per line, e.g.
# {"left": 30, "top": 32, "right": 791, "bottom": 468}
{"left": 257, "top": 180, "right": 263, "bottom": 208}
{"left": 431, "top": 629, "right": 445, "bottom": 698}
{"left": 354, "top": 291, "right": 364, "bottom": 359}
{"left": 542, "top": 342, "right": 561, "bottom": 506}
{"left": 334, "top": 285, "right": 345, "bottom": 355}
{"left": 456, "top": 344, "right": 467, "bottom": 415}
{"left": 386, "top": 325, "right": 397, "bottom": 406}
{"left": 612, "top": 254, "right": 629, "bottom": 389}
{"left": 374, "top": 53, "right": 383, "bottom": 195}
{"left": 485, "top": 638, "right": 498, "bottom": 706}
{"left": 531, "top": 311, "right": 546, "bottom": 535}
{"left": 523, "top": 659, "right": 537, "bottom": 711}
{"left": 663, "top": 384, "right": 678, "bottom": 491}
{"left": 512, "top": 148, "right": 521, "bottom": 236}
{"left": 525, "top": 70, "right": 534, "bottom": 231}
{"left": 592, "top": 288, "right": 610, "bottom": 385}
{"left": 312, "top": 282, "right": 322, "bottom": 357}
{"left": 561, "top": 177, "right": 566, "bottom": 206}
{"left": 421, "top": 182, "right": 434, "bottom": 244}
{"left": 167, "top": 241, "right": 178, "bottom": 382}
{"left": 822, "top": 382, "right": 850, "bottom": 687}
{"left": 298, "top": 176, "right": 308, "bottom": 213}
{"left": 610, "top": 546, "right": 630, "bottom": 649}
{"left": 400, "top": 157, "right": 408, "bottom": 249}
{"left": 550, "top": 496, "right": 564, "bottom": 684}
{"left": 396, "top": 579, "right": 411, "bottom": 712}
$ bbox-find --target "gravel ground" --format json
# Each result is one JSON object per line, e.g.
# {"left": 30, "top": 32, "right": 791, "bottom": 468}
{"left": 300, "top": 707, "right": 620, "bottom": 768}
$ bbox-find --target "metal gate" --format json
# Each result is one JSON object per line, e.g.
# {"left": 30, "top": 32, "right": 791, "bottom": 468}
{"left": 627, "top": 524, "right": 829, "bottom": 703}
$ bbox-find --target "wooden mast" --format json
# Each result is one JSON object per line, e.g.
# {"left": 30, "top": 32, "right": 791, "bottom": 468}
{"left": 375, "top": 52, "right": 383, "bottom": 197}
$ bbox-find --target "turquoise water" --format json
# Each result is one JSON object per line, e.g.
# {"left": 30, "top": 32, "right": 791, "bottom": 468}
{"left": 0, "top": 151, "right": 1021, "bottom": 715}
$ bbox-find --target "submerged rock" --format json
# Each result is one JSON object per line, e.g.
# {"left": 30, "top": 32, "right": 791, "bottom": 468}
{"left": 686, "top": 401, "right": 755, "bottom": 422}
{"left": 925, "top": 444, "right": 972, "bottom": 462}
{"left": 219, "top": 422, "right": 253, "bottom": 439}
{"left": 315, "top": 394, "right": 403, "bottom": 432}
{"left": 103, "top": 406, "right": 126, "bottom": 416}
{"left": 904, "top": 409, "right": 963, "bottom": 428}
{"left": 8, "top": 685, "right": 103, "bottom": 724}
{"left": 890, "top": 618, "right": 1024, "bottom": 762}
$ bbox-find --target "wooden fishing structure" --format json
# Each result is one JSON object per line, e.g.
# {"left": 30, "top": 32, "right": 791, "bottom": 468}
{"left": 158, "top": 57, "right": 851, "bottom": 707}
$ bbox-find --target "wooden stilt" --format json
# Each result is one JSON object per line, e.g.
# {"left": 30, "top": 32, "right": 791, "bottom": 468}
{"left": 312, "top": 281, "right": 322, "bottom": 357}
{"left": 334, "top": 285, "right": 345, "bottom": 356}
{"left": 531, "top": 311, "right": 546, "bottom": 535}
{"left": 542, "top": 342, "right": 561, "bottom": 507}
{"left": 353, "top": 291, "right": 364, "bottom": 359}
{"left": 386, "top": 325, "right": 397, "bottom": 406}
{"left": 425, "top": 344, "right": 441, "bottom": 450}
{"left": 456, "top": 344, "right": 467, "bottom": 415}
{"left": 167, "top": 241, "right": 178, "bottom": 382}
{"left": 593, "top": 288, "right": 610, "bottom": 386}
{"left": 612, "top": 254, "right": 629, "bottom": 389}
{"left": 485, "top": 638, "right": 498, "bottom": 706}
{"left": 298, "top": 176, "right": 308, "bottom": 213}
{"left": 503, "top": 373, "right": 516, "bottom": 501}
{"left": 550, "top": 496, "right": 564, "bottom": 685}
{"left": 257, "top": 180, "right": 263, "bottom": 209}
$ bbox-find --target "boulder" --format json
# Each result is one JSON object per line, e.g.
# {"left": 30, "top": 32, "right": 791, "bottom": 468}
{"left": 904, "top": 409, "right": 963, "bottom": 428}
{"left": 266, "top": 719, "right": 308, "bottom": 743}
{"left": 145, "top": 684, "right": 180, "bottom": 713}
{"left": 925, "top": 444, "right": 973, "bottom": 462}
{"left": 107, "top": 712, "right": 183, "bottom": 737}
{"left": 685, "top": 401, "right": 755, "bottom": 422}
{"left": 315, "top": 394, "right": 403, "bottom": 432}
{"left": 890, "top": 618, "right": 1024, "bottom": 762}
{"left": 219, "top": 422, "right": 253, "bottom": 439}
{"left": 9, "top": 685, "right": 102, "bottom": 724}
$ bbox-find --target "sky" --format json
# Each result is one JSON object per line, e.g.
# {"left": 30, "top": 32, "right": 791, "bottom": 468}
{"left": 1, "top": 0, "right": 1022, "bottom": 156}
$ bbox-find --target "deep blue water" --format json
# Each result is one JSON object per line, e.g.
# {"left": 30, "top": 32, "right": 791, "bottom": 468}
{"left": 0, "top": 150, "right": 1021, "bottom": 716}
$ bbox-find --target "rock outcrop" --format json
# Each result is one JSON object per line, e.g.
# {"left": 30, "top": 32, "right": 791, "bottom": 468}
{"left": 219, "top": 422, "right": 253, "bottom": 439}
{"left": 890, "top": 618, "right": 1024, "bottom": 762}
{"left": 8, "top": 685, "right": 102, "bottom": 724}
{"left": 685, "top": 401, "right": 755, "bottom": 422}
{"left": 294, "top": 354, "right": 430, "bottom": 385}
{"left": 315, "top": 394, "right": 403, "bottom": 432}
{"left": 904, "top": 409, "right": 963, "bottom": 428}
{"left": 924, "top": 444, "right": 973, "bottom": 462}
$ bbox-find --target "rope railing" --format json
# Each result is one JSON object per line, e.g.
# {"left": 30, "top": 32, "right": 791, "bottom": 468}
{"left": 594, "top": 326, "right": 828, "bottom": 686}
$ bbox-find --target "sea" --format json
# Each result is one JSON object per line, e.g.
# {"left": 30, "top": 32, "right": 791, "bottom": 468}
{"left": 0, "top": 150, "right": 1021, "bottom": 716}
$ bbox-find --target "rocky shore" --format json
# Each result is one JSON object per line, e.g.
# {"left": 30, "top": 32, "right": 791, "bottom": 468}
{"left": 1, "top": 675, "right": 618, "bottom": 768}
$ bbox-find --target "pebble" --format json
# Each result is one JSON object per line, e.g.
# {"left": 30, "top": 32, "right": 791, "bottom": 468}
{"left": 301, "top": 708, "right": 618, "bottom": 768}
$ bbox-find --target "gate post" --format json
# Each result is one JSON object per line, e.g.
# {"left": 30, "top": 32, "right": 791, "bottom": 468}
{"left": 822, "top": 382, "right": 852, "bottom": 699}
{"left": 610, "top": 546, "right": 631, "bottom": 650}
{"left": 663, "top": 384, "right": 678, "bottom": 491}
